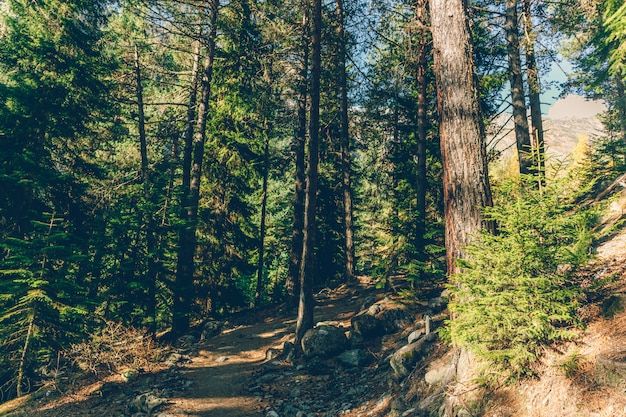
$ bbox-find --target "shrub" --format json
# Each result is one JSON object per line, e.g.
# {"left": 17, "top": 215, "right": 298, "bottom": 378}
{"left": 68, "top": 321, "right": 165, "bottom": 378}
{"left": 441, "top": 176, "right": 596, "bottom": 381}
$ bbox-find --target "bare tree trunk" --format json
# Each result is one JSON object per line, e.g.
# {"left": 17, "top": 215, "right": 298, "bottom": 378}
{"left": 335, "top": 0, "right": 355, "bottom": 282}
{"left": 505, "top": 0, "right": 533, "bottom": 175}
{"left": 616, "top": 76, "right": 626, "bottom": 145}
{"left": 134, "top": 44, "right": 158, "bottom": 335}
{"left": 255, "top": 134, "right": 270, "bottom": 307}
{"left": 415, "top": 0, "right": 429, "bottom": 282}
{"left": 286, "top": 7, "right": 309, "bottom": 302}
{"left": 295, "top": 0, "right": 321, "bottom": 349}
{"left": 173, "top": 1, "right": 219, "bottom": 336}
{"left": 522, "top": 0, "right": 545, "bottom": 181}
{"left": 429, "top": 0, "right": 493, "bottom": 275}
{"left": 181, "top": 37, "right": 202, "bottom": 200}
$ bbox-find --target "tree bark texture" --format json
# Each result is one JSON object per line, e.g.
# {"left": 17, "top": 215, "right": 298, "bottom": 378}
{"left": 522, "top": 0, "right": 545, "bottom": 180}
{"left": 336, "top": 0, "right": 355, "bottom": 282}
{"left": 173, "top": 0, "right": 218, "bottom": 335}
{"left": 286, "top": 8, "right": 309, "bottom": 302}
{"left": 505, "top": 0, "right": 533, "bottom": 175}
{"left": 415, "top": 0, "right": 429, "bottom": 275}
{"left": 429, "top": 0, "right": 493, "bottom": 275}
{"left": 295, "top": 0, "right": 321, "bottom": 349}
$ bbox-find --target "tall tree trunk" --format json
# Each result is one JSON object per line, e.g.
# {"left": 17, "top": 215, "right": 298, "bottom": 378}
{"left": 255, "top": 134, "right": 270, "bottom": 307}
{"left": 134, "top": 44, "right": 157, "bottom": 335}
{"left": 616, "top": 76, "right": 626, "bottom": 146}
{"left": 505, "top": 0, "right": 533, "bottom": 175}
{"left": 336, "top": 0, "right": 355, "bottom": 282}
{"left": 414, "top": 0, "right": 429, "bottom": 282}
{"left": 295, "top": 0, "right": 321, "bottom": 349}
{"left": 173, "top": 1, "right": 218, "bottom": 336}
{"left": 429, "top": 0, "right": 493, "bottom": 275}
{"left": 522, "top": 0, "right": 545, "bottom": 181}
{"left": 286, "top": 7, "right": 309, "bottom": 302}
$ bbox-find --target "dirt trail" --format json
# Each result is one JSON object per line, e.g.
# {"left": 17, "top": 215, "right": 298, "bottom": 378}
{"left": 161, "top": 282, "right": 372, "bottom": 417}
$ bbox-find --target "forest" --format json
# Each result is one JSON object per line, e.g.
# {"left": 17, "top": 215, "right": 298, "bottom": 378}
{"left": 0, "top": 0, "right": 625, "bottom": 404}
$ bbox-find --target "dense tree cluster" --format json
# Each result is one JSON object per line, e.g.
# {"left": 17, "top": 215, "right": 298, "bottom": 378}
{"left": 0, "top": 0, "right": 623, "bottom": 399}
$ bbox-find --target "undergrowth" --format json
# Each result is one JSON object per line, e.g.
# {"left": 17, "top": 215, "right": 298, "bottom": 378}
{"left": 441, "top": 175, "right": 598, "bottom": 382}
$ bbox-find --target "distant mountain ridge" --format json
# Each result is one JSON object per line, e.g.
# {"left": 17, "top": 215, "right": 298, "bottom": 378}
{"left": 488, "top": 95, "right": 606, "bottom": 161}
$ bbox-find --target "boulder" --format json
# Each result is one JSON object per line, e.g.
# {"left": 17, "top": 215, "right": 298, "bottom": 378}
{"left": 200, "top": 320, "right": 223, "bottom": 340}
{"left": 377, "top": 303, "right": 413, "bottom": 334}
{"left": 301, "top": 324, "right": 349, "bottom": 358}
{"left": 351, "top": 311, "right": 384, "bottom": 337}
{"left": 351, "top": 298, "right": 414, "bottom": 338}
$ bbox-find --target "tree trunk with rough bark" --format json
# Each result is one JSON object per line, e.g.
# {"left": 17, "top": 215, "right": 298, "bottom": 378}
{"left": 505, "top": 0, "right": 533, "bottom": 175}
{"left": 429, "top": 0, "right": 493, "bottom": 275}
{"left": 295, "top": 0, "right": 321, "bottom": 349}
{"left": 286, "top": 7, "right": 309, "bottom": 303}
{"left": 415, "top": 0, "right": 429, "bottom": 281}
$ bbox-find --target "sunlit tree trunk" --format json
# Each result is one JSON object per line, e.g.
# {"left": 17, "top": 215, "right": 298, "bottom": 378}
{"left": 505, "top": 0, "right": 533, "bottom": 175}
{"left": 295, "top": 0, "right": 321, "bottom": 349}
{"left": 522, "top": 0, "right": 545, "bottom": 181}
{"left": 429, "top": 0, "right": 493, "bottom": 275}
{"left": 336, "top": 0, "right": 355, "bottom": 282}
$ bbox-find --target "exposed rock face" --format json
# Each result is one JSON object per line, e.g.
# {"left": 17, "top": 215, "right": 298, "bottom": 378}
{"left": 301, "top": 324, "right": 349, "bottom": 358}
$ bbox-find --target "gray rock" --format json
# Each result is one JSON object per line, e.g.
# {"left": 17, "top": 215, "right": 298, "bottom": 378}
{"left": 428, "top": 297, "right": 447, "bottom": 313}
{"left": 336, "top": 349, "right": 369, "bottom": 367}
{"left": 425, "top": 359, "right": 451, "bottom": 386}
{"left": 351, "top": 311, "right": 384, "bottom": 337}
{"left": 377, "top": 304, "right": 413, "bottom": 333}
{"left": 301, "top": 325, "right": 348, "bottom": 358}
{"left": 347, "top": 329, "right": 365, "bottom": 348}
{"left": 407, "top": 329, "right": 423, "bottom": 344}
{"left": 389, "top": 338, "right": 433, "bottom": 378}
{"left": 305, "top": 357, "right": 333, "bottom": 375}
{"left": 164, "top": 353, "right": 190, "bottom": 367}
{"left": 129, "top": 392, "right": 168, "bottom": 414}
{"left": 200, "top": 320, "right": 222, "bottom": 340}
{"left": 266, "top": 411, "right": 279, "bottom": 417}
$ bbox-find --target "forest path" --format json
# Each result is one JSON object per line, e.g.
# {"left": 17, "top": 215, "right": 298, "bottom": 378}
{"left": 162, "top": 280, "right": 375, "bottom": 417}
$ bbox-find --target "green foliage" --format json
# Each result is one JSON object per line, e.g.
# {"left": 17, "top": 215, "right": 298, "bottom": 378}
{"left": 0, "top": 214, "right": 87, "bottom": 397}
{"left": 604, "top": 0, "right": 626, "bottom": 81}
{"left": 442, "top": 176, "right": 596, "bottom": 381}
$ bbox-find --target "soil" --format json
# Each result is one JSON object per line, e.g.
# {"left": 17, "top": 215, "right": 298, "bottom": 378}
{"left": 0, "top": 279, "right": 386, "bottom": 417}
